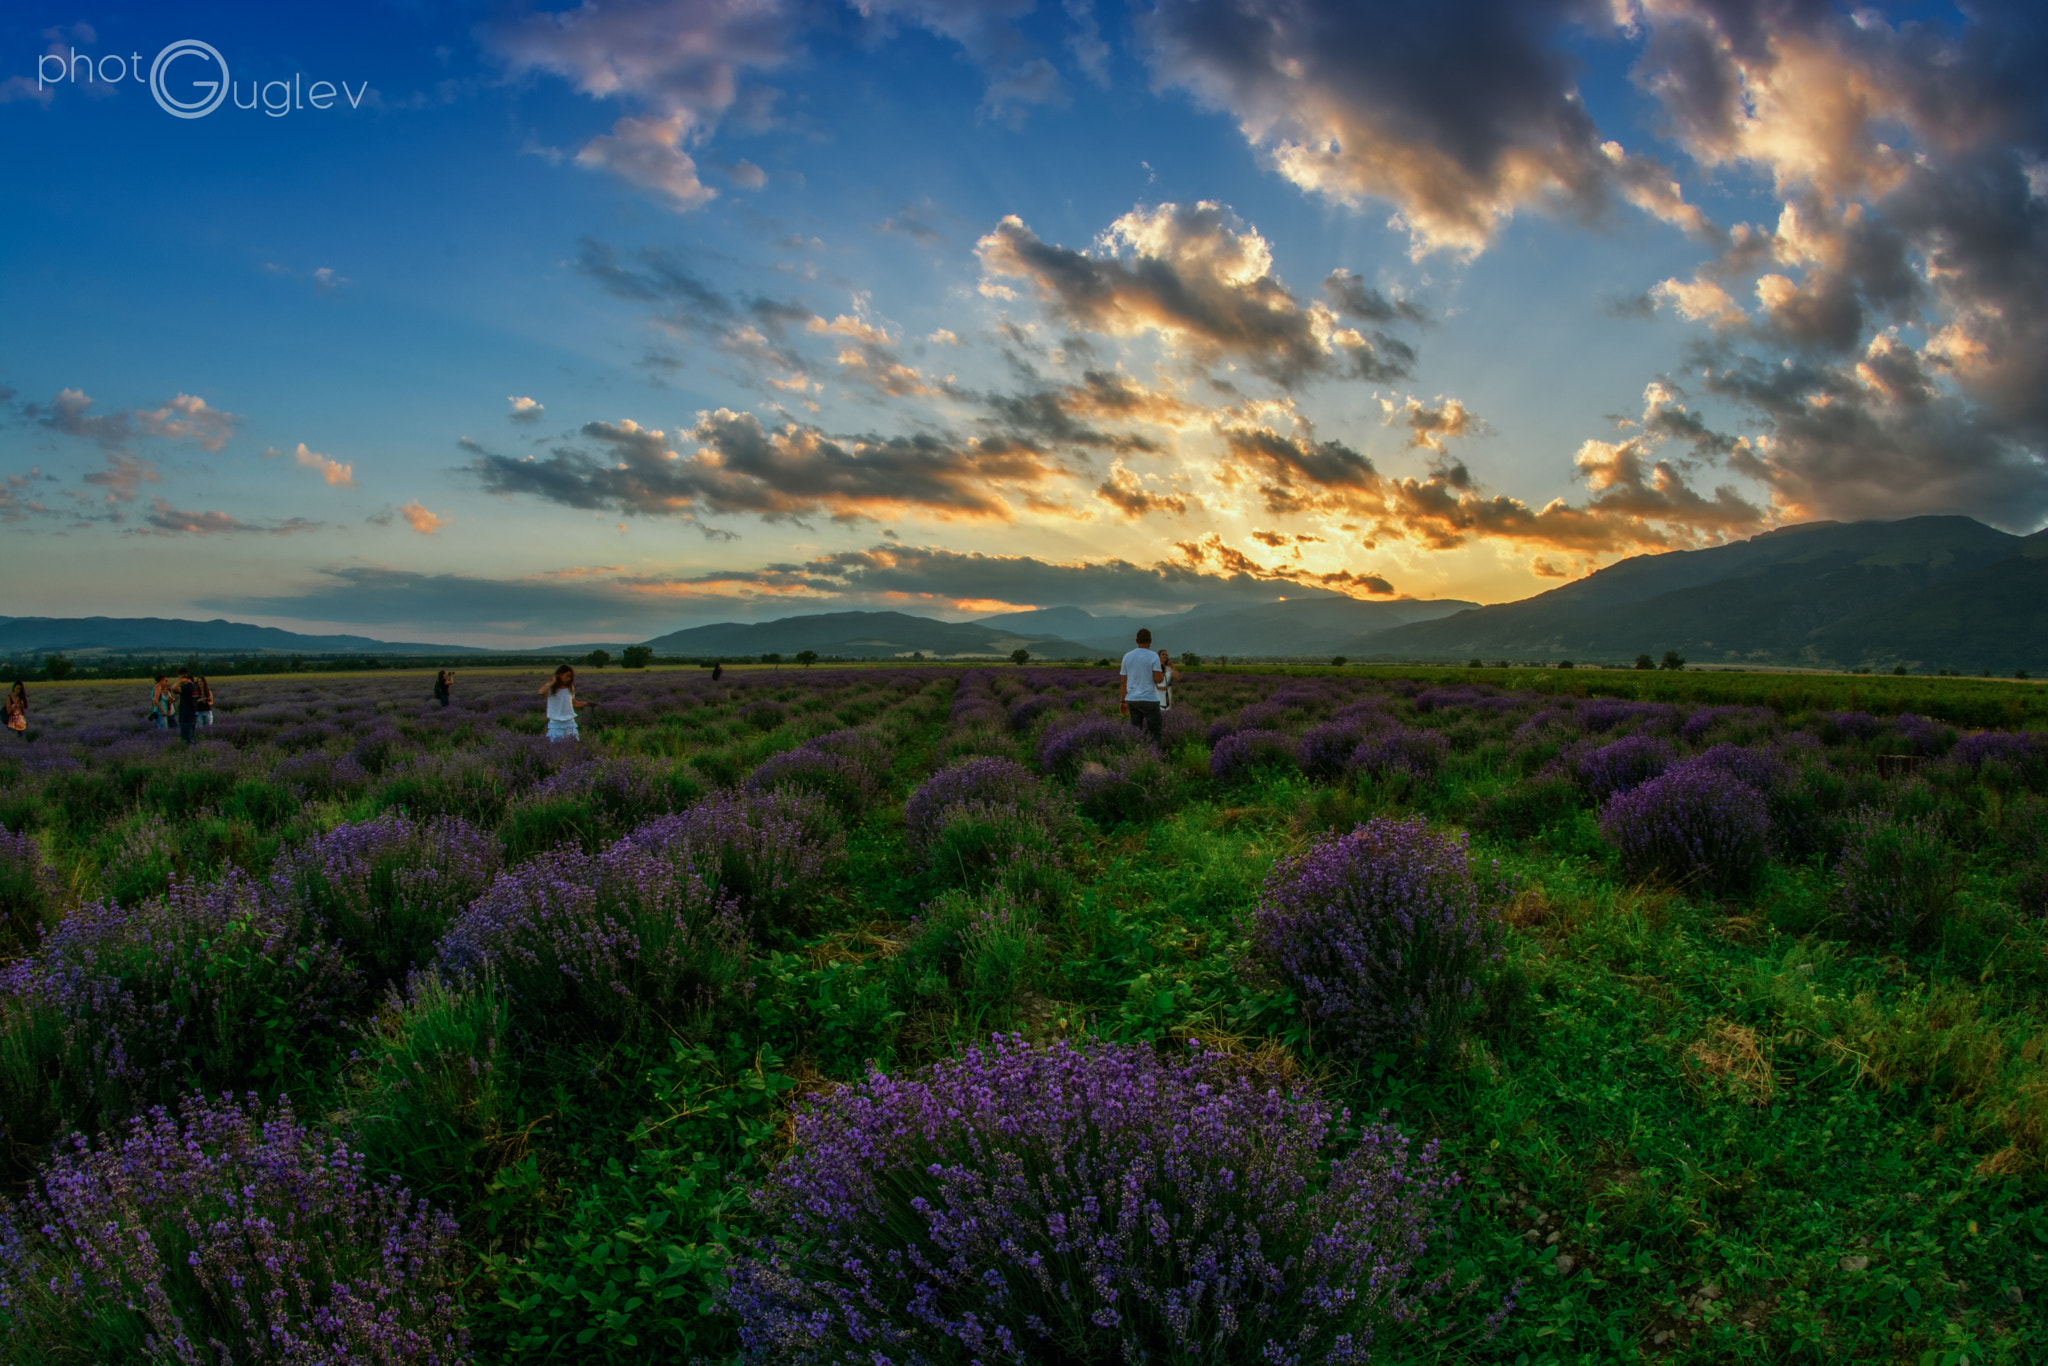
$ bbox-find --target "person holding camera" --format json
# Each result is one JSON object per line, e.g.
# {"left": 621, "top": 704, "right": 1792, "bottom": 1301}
{"left": 1119, "top": 629, "right": 1166, "bottom": 744}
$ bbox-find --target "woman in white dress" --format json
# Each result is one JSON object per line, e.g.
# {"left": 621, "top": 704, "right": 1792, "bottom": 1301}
{"left": 539, "top": 663, "right": 586, "bottom": 741}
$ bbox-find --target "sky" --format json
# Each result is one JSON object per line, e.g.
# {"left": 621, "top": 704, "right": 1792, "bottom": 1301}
{"left": 2, "top": 0, "right": 2045, "bottom": 648}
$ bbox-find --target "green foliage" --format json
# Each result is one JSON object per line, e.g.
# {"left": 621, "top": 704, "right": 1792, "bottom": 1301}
{"left": 620, "top": 645, "right": 654, "bottom": 669}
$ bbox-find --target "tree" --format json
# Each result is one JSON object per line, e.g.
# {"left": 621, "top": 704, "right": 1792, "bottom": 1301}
{"left": 1468, "top": 658, "right": 1483, "bottom": 669}
{"left": 1180, "top": 652, "right": 1201, "bottom": 667}
{"left": 1634, "top": 654, "right": 1655, "bottom": 670}
{"left": 1331, "top": 656, "right": 1348, "bottom": 667}
{"left": 761, "top": 653, "right": 782, "bottom": 665}
{"left": 1659, "top": 650, "right": 1686, "bottom": 671}
{"left": 911, "top": 651, "right": 924, "bottom": 661}
{"left": 1557, "top": 659, "right": 1575, "bottom": 670}
{"left": 43, "top": 654, "right": 74, "bottom": 682}
{"left": 621, "top": 645, "right": 654, "bottom": 669}
{"left": 585, "top": 649, "right": 612, "bottom": 669}
{"left": 1494, "top": 660, "right": 1511, "bottom": 669}
{"left": 1892, "top": 664, "right": 1908, "bottom": 675}
{"left": 797, "top": 650, "right": 819, "bottom": 667}
{"left": 2019, "top": 669, "right": 2032, "bottom": 681}
{"left": 1010, "top": 648, "right": 1030, "bottom": 666}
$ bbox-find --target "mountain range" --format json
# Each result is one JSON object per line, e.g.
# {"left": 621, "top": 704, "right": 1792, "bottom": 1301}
{"left": 6, "top": 517, "right": 2044, "bottom": 670}
{"left": 1364, "top": 515, "right": 2048, "bottom": 671}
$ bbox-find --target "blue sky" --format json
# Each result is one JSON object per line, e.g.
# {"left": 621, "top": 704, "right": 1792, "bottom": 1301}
{"left": 3, "top": 0, "right": 2044, "bottom": 646}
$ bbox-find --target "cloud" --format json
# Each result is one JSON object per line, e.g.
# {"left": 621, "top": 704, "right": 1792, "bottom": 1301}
{"left": 509, "top": 395, "right": 546, "bottom": 424}
{"left": 82, "top": 454, "right": 160, "bottom": 504}
{"left": 853, "top": 0, "right": 1066, "bottom": 123}
{"left": 880, "top": 200, "right": 947, "bottom": 247}
{"left": 35, "top": 388, "right": 132, "bottom": 448}
{"left": 575, "top": 112, "right": 715, "bottom": 210}
{"left": 470, "top": 409, "right": 1062, "bottom": 523}
{"left": 400, "top": 502, "right": 447, "bottom": 534}
{"left": 479, "top": 0, "right": 797, "bottom": 210}
{"left": 1623, "top": 0, "right": 2048, "bottom": 530}
{"left": 1383, "top": 395, "right": 1488, "bottom": 452}
{"left": 135, "top": 393, "right": 240, "bottom": 451}
{"left": 1096, "top": 462, "right": 1191, "bottom": 519}
{"left": 208, "top": 565, "right": 684, "bottom": 635}
{"left": 1137, "top": 0, "right": 1715, "bottom": 257}
{"left": 139, "top": 497, "right": 320, "bottom": 537}
{"left": 977, "top": 201, "right": 1419, "bottom": 387}
{"left": 278, "top": 442, "right": 355, "bottom": 488}
{"left": 727, "top": 158, "right": 767, "bottom": 189}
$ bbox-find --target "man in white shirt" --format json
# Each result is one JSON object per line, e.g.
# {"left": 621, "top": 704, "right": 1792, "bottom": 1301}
{"left": 1120, "top": 629, "right": 1165, "bottom": 744}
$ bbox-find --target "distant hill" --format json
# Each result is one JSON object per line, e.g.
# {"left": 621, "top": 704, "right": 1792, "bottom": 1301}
{"left": 1365, "top": 516, "right": 2044, "bottom": 670}
{"left": 0, "top": 617, "right": 486, "bottom": 658}
{"left": 974, "top": 597, "right": 1477, "bottom": 656}
{"left": 639, "top": 611, "right": 1100, "bottom": 660}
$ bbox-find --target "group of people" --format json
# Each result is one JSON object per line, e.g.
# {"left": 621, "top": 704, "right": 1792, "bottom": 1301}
{"left": 149, "top": 670, "right": 215, "bottom": 742}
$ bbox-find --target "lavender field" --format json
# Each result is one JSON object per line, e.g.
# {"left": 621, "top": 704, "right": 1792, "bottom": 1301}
{"left": 1, "top": 663, "right": 2044, "bottom": 1363}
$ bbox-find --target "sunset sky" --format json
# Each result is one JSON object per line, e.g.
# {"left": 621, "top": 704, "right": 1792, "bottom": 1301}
{"left": 4, "top": 0, "right": 2045, "bottom": 646}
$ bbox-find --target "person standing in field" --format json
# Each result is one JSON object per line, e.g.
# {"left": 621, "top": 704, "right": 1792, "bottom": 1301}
{"left": 148, "top": 674, "right": 172, "bottom": 730}
{"left": 712, "top": 661, "right": 724, "bottom": 682}
{"left": 540, "top": 664, "right": 586, "bottom": 742}
{"left": 1119, "top": 629, "right": 1166, "bottom": 744}
{"left": 195, "top": 674, "right": 215, "bottom": 728}
{"left": 1157, "top": 650, "right": 1175, "bottom": 711}
{"left": 3, "top": 681, "right": 25, "bottom": 739}
{"left": 433, "top": 670, "right": 453, "bottom": 708}
{"left": 174, "top": 668, "right": 201, "bottom": 744}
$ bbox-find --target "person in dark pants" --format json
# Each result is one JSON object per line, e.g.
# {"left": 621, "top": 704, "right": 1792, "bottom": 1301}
{"left": 174, "top": 668, "right": 201, "bottom": 743}
{"left": 712, "top": 660, "right": 724, "bottom": 682}
{"left": 1119, "top": 628, "right": 1166, "bottom": 744}
{"left": 433, "top": 670, "right": 453, "bottom": 707}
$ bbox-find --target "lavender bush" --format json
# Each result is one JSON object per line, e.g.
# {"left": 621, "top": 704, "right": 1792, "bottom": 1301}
{"left": 1299, "top": 712, "right": 1393, "bottom": 780}
{"left": 272, "top": 812, "right": 501, "bottom": 988}
{"left": 1570, "top": 733, "right": 1673, "bottom": 802}
{"left": 439, "top": 838, "right": 747, "bottom": 1037}
{"left": 728, "top": 1034, "right": 1488, "bottom": 1364}
{"left": 0, "top": 826, "right": 65, "bottom": 957}
{"left": 1255, "top": 817, "right": 1509, "bottom": 1059}
{"left": 0, "top": 874, "right": 353, "bottom": 1171}
{"left": 1598, "top": 764, "right": 1771, "bottom": 894}
{"left": 1072, "top": 748, "right": 1179, "bottom": 826}
{"left": 1835, "top": 808, "right": 1956, "bottom": 941}
{"left": 745, "top": 735, "right": 883, "bottom": 818}
{"left": 905, "top": 757, "right": 1045, "bottom": 856}
{"left": 1035, "top": 716, "right": 1147, "bottom": 779}
{"left": 1349, "top": 726, "right": 1451, "bottom": 783}
{"left": 627, "top": 788, "right": 843, "bottom": 924}
{"left": 1208, "top": 727, "right": 1299, "bottom": 784}
{"left": 0, "top": 1093, "right": 469, "bottom": 1365}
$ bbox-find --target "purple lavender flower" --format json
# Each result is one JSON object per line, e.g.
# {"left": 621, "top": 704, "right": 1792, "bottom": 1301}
{"left": 1300, "top": 711, "right": 1394, "bottom": 779}
{"left": 1570, "top": 733, "right": 1673, "bottom": 801}
{"left": 0, "top": 874, "right": 354, "bottom": 1166}
{"left": 0, "top": 1093, "right": 469, "bottom": 1364}
{"left": 1811, "top": 710, "right": 1882, "bottom": 744}
{"left": 745, "top": 736, "right": 883, "bottom": 817}
{"left": 1598, "top": 764, "right": 1771, "bottom": 894}
{"left": 729, "top": 1034, "right": 1488, "bottom": 1363}
{"left": 1035, "top": 715, "right": 1147, "bottom": 778}
{"left": 627, "top": 788, "right": 843, "bottom": 922}
{"left": 1671, "top": 742, "right": 1788, "bottom": 794}
{"left": 1208, "top": 727, "right": 1299, "bottom": 784}
{"left": 1255, "top": 817, "right": 1509, "bottom": 1057}
{"left": 906, "top": 757, "right": 1045, "bottom": 855}
{"left": 272, "top": 813, "right": 501, "bottom": 987}
{"left": 438, "top": 839, "right": 747, "bottom": 1034}
{"left": 1349, "top": 726, "right": 1451, "bottom": 782}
